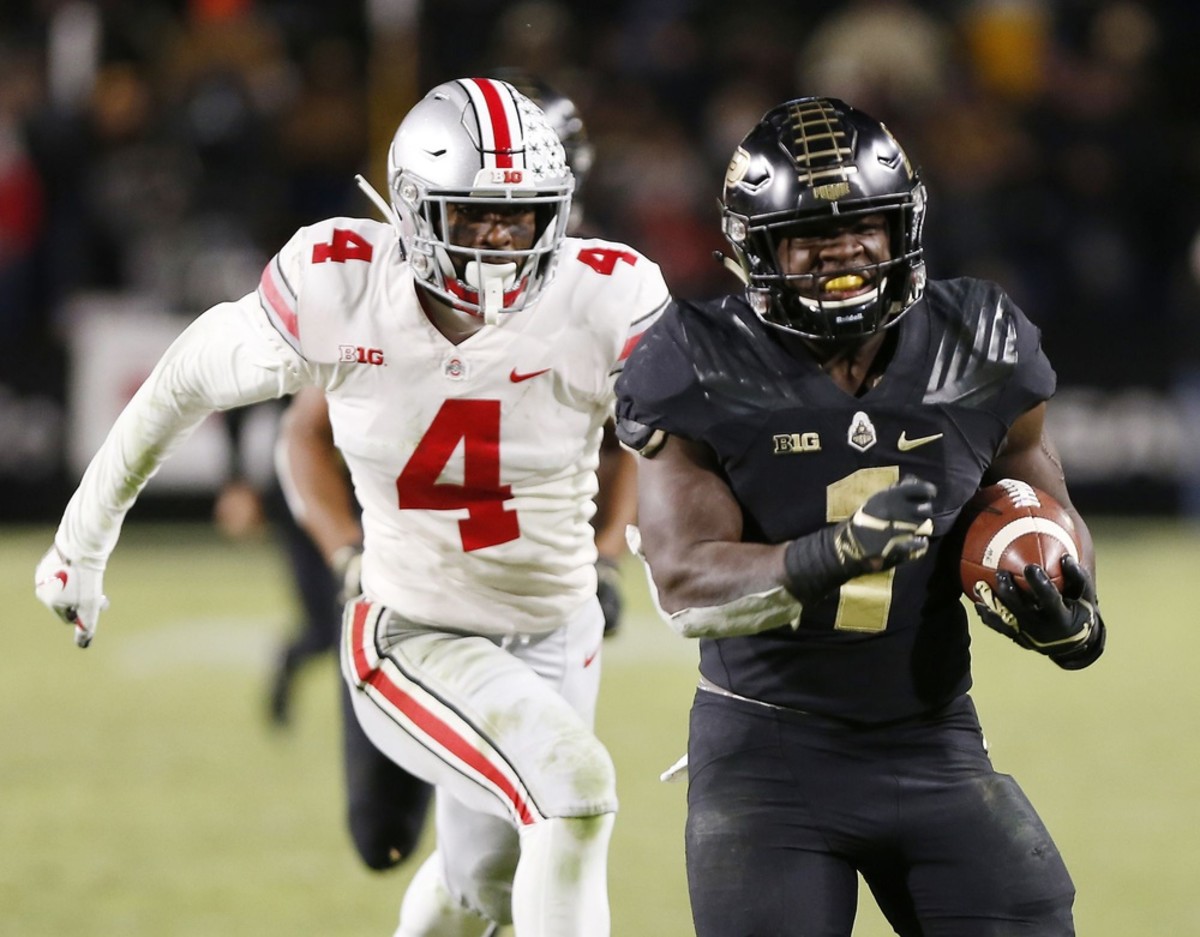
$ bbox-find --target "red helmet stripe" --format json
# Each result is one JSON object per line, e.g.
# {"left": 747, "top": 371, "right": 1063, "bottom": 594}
{"left": 468, "top": 78, "right": 515, "bottom": 168}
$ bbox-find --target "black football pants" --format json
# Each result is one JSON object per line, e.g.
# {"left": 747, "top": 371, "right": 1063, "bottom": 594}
{"left": 685, "top": 690, "right": 1075, "bottom": 937}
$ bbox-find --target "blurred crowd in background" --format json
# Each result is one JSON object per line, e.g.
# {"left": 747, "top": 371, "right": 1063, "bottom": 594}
{"left": 2, "top": 0, "right": 1199, "bottom": 518}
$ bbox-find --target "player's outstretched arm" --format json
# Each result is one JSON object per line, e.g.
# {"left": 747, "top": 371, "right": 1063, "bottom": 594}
{"left": 34, "top": 298, "right": 313, "bottom": 646}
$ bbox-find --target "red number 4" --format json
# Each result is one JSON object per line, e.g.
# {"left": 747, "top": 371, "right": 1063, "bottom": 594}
{"left": 312, "top": 228, "right": 374, "bottom": 264}
{"left": 576, "top": 247, "right": 636, "bottom": 275}
{"left": 396, "top": 399, "right": 518, "bottom": 552}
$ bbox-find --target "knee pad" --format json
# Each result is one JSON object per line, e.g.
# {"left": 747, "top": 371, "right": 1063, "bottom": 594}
{"left": 539, "top": 731, "right": 618, "bottom": 817}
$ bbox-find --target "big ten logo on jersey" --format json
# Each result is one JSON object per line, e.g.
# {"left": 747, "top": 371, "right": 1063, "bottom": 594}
{"left": 773, "top": 431, "right": 822, "bottom": 454}
{"left": 340, "top": 345, "right": 385, "bottom": 365}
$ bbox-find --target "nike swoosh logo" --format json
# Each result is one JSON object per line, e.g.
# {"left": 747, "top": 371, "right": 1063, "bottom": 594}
{"left": 510, "top": 367, "right": 551, "bottom": 383}
{"left": 583, "top": 644, "right": 601, "bottom": 668}
{"left": 897, "top": 431, "right": 944, "bottom": 451}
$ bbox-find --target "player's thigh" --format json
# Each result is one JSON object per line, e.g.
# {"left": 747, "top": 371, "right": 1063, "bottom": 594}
{"left": 345, "top": 606, "right": 615, "bottom": 823}
{"left": 508, "top": 596, "right": 604, "bottom": 727}
{"left": 903, "top": 769, "right": 1075, "bottom": 937}
{"left": 686, "top": 818, "right": 858, "bottom": 937}
{"left": 685, "top": 692, "right": 859, "bottom": 937}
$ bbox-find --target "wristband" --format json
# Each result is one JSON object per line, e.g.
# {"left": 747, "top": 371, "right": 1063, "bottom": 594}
{"left": 782, "top": 526, "right": 853, "bottom": 605}
{"left": 1049, "top": 613, "right": 1106, "bottom": 670}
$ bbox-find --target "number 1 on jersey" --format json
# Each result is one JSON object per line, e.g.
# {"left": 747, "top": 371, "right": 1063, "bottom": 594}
{"left": 396, "top": 399, "right": 518, "bottom": 551}
{"left": 826, "top": 466, "right": 900, "bottom": 633}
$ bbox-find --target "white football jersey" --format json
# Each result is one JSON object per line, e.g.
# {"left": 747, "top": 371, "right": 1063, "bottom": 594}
{"left": 260, "top": 218, "right": 668, "bottom": 636}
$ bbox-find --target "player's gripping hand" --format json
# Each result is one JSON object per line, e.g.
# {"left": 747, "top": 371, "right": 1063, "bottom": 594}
{"left": 596, "top": 557, "right": 624, "bottom": 637}
{"left": 784, "top": 477, "right": 936, "bottom": 605}
{"left": 833, "top": 477, "right": 937, "bottom": 574}
{"left": 973, "top": 554, "right": 1105, "bottom": 669}
{"left": 34, "top": 545, "right": 109, "bottom": 648}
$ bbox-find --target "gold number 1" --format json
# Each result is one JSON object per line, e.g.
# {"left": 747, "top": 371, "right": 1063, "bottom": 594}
{"left": 826, "top": 466, "right": 900, "bottom": 633}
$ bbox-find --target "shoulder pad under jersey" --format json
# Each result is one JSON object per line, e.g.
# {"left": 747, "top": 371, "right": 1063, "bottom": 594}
{"left": 258, "top": 217, "right": 402, "bottom": 363}
{"left": 921, "top": 278, "right": 1055, "bottom": 412}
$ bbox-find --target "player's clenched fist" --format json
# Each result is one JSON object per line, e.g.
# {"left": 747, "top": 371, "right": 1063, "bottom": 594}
{"left": 783, "top": 478, "right": 937, "bottom": 606}
{"left": 833, "top": 477, "right": 937, "bottom": 574}
{"left": 34, "top": 545, "right": 108, "bottom": 648}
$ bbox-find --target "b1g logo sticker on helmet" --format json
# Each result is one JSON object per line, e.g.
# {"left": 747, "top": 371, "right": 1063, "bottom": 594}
{"left": 475, "top": 168, "right": 527, "bottom": 187}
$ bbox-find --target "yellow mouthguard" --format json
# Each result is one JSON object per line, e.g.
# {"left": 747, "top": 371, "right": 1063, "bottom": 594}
{"left": 824, "top": 274, "right": 865, "bottom": 292}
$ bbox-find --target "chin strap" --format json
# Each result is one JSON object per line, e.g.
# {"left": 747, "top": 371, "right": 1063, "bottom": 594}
{"left": 713, "top": 251, "right": 749, "bottom": 284}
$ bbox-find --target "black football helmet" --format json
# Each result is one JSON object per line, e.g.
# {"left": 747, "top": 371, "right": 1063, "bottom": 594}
{"left": 721, "top": 97, "right": 927, "bottom": 340}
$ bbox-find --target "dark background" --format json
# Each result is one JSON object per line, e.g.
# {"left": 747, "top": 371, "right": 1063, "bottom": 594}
{"left": 2, "top": 0, "right": 1199, "bottom": 521}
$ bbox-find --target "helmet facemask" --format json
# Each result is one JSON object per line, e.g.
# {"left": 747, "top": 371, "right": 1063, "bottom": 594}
{"left": 721, "top": 97, "right": 928, "bottom": 341}
{"left": 729, "top": 194, "right": 926, "bottom": 340}
{"left": 387, "top": 78, "right": 573, "bottom": 325}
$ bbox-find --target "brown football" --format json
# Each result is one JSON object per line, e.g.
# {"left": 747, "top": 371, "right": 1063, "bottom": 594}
{"left": 959, "top": 479, "right": 1081, "bottom": 600}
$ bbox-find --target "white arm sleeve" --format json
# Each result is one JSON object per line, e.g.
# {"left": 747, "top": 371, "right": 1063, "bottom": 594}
{"left": 626, "top": 525, "right": 803, "bottom": 638}
{"left": 55, "top": 295, "right": 320, "bottom": 566}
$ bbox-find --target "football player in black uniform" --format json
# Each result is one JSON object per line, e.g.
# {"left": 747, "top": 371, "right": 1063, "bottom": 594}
{"left": 615, "top": 97, "right": 1107, "bottom": 937}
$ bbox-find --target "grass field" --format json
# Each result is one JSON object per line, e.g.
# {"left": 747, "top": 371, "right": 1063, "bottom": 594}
{"left": 4, "top": 518, "right": 1199, "bottom": 935}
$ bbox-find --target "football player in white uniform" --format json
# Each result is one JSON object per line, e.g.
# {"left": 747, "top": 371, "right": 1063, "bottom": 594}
{"left": 270, "top": 73, "right": 638, "bottom": 892}
{"left": 34, "top": 77, "right": 670, "bottom": 937}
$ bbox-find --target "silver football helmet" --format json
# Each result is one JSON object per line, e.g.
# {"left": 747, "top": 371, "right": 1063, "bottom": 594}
{"left": 387, "top": 78, "right": 573, "bottom": 323}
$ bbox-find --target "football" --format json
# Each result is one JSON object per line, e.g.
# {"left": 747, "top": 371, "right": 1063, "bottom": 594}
{"left": 958, "top": 479, "right": 1081, "bottom": 600}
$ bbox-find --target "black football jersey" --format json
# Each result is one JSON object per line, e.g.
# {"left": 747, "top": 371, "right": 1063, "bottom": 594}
{"left": 615, "top": 279, "right": 1056, "bottom": 723}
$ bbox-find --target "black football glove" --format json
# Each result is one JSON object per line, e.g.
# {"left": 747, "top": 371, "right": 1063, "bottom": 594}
{"left": 833, "top": 478, "right": 937, "bottom": 574}
{"left": 596, "top": 557, "right": 624, "bottom": 637}
{"left": 784, "top": 477, "right": 937, "bottom": 605}
{"left": 973, "top": 554, "right": 1106, "bottom": 669}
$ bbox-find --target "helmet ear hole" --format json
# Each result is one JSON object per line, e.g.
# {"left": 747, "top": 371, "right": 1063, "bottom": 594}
{"left": 720, "top": 97, "right": 926, "bottom": 341}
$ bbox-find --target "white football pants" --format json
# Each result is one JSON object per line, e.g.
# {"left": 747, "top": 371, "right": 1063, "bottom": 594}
{"left": 343, "top": 596, "right": 615, "bottom": 936}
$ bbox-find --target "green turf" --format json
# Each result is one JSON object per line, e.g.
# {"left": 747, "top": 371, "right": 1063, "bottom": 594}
{"left": 4, "top": 519, "right": 1199, "bottom": 935}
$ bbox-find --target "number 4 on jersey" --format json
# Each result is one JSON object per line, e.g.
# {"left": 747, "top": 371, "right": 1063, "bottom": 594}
{"left": 396, "top": 399, "right": 518, "bottom": 552}
{"left": 312, "top": 228, "right": 374, "bottom": 264}
{"left": 576, "top": 247, "right": 636, "bottom": 275}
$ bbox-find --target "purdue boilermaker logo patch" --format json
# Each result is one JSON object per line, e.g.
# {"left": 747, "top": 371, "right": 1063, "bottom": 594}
{"left": 773, "top": 432, "right": 822, "bottom": 454}
{"left": 847, "top": 411, "right": 877, "bottom": 452}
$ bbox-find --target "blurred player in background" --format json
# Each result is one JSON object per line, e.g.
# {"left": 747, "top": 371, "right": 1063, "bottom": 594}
{"left": 616, "top": 96, "right": 1106, "bottom": 937}
{"left": 36, "top": 77, "right": 669, "bottom": 937}
{"left": 265, "top": 73, "right": 635, "bottom": 879}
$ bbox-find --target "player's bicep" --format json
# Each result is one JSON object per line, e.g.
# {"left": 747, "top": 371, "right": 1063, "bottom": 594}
{"left": 636, "top": 435, "right": 745, "bottom": 597}
{"left": 987, "top": 403, "right": 1066, "bottom": 502}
